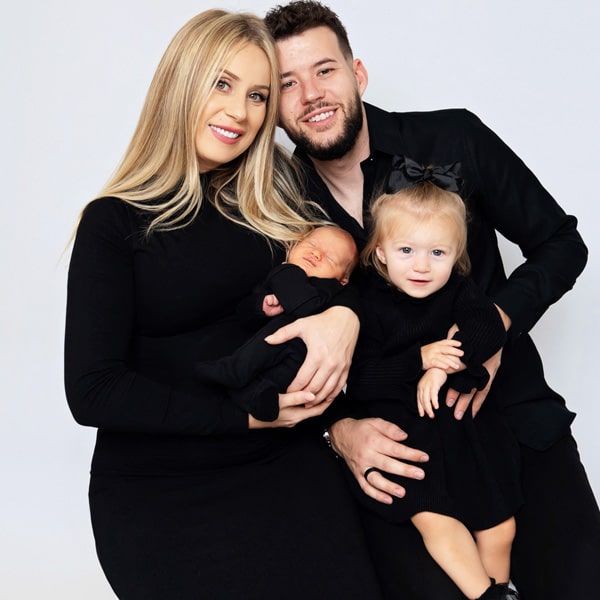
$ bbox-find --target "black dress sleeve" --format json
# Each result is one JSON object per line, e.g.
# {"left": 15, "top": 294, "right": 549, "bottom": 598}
{"left": 64, "top": 199, "right": 248, "bottom": 435}
{"left": 236, "top": 263, "right": 357, "bottom": 324}
{"left": 448, "top": 277, "right": 507, "bottom": 392}
{"left": 265, "top": 263, "right": 344, "bottom": 317}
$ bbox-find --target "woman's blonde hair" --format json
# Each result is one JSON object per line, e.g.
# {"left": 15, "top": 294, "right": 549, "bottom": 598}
{"left": 84, "top": 9, "right": 323, "bottom": 243}
{"left": 363, "top": 182, "right": 471, "bottom": 281}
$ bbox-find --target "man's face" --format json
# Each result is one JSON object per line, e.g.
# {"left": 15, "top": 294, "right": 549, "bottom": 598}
{"left": 275, "top": 26, "right": 367, "bottom": 160}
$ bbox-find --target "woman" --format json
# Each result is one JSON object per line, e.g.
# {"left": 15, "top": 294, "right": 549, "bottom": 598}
{"left": 64, "top": 10, "right": 381, "bottom": 599}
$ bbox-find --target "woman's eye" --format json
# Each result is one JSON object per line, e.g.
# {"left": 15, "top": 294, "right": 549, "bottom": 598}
{"left": 249, "top": 91, "right": 267, "bottom": 103}
{"left": 215, "top": 79, "right": 230, "bottom": 91}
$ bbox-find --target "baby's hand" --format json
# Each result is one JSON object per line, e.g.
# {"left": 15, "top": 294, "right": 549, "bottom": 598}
{"left": 421, "top": 339, "right": 463, "bottom": 372}
{"left": 262, "top": 294, "right": 284, "bottom": 317}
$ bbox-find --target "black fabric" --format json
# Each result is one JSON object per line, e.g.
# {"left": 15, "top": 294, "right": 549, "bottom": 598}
{"left": 89, "top": 433, "right": 382, "bottom": 600}
{"left": 296, "top": 103, "right": 600, "bottom": 597}
{"left": 65, "top": 196, "right": 383, "bottom": 599}
{"left": 346, "top": 270, "right": 521, "bottom": 529}
{"left": 296, "top": 103, "right": 585, "bottom": 450}
{"left": 386, "top": 155, "right": 462, "bottom": 193}
{"left": 359, "top": 434, "right": 600, "bottom": 600}
{"left": 349, "top": 271, "right": 507, "bottom": 401}
{"left": 194, "top": 263, "right": 343, "bottom": 421}
{"left": 511, "top": 434, "right": 600, "bottom": 599}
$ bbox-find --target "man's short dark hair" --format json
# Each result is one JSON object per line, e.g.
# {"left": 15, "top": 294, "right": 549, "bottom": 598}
{"left": 264, "top": 1, "right": 353, "bottom": 59}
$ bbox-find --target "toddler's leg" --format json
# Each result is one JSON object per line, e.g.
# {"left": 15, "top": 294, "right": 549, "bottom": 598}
{"left": 411, "top": 511, "right": 489, "bottom": 600}
{"left": 474, "top": 516, "right": 516, "bottom": 584}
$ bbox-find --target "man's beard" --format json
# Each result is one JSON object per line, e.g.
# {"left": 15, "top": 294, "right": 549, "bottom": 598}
{"left": 284, "top": 93, "right": 363, "bottom": 161}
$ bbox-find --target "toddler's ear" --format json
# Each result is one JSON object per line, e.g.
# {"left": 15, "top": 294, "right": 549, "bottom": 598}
{"left": 375, "top": 245, "right": 386, "bottom": 264}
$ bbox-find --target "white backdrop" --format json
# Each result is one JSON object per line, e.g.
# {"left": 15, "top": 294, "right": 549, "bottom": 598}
{"left": 2, "top": 1, "right": 598, "bottom": 597}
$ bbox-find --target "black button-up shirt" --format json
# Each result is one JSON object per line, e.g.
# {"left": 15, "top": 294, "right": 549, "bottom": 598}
{"left": 294, "top": 102, "right": 587, "bottom": 449}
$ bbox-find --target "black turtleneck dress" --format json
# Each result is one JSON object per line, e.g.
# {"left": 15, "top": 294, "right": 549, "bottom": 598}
{"left": 346, "top": 270, "right": 523, "bottom": 530}
{"left": 64, "top": 196, "right": 382, "bottom": 600}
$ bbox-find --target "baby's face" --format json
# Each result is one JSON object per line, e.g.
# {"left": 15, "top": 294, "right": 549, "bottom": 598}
{"left": 287, "top": 227, "right": 356, "bottom": 283}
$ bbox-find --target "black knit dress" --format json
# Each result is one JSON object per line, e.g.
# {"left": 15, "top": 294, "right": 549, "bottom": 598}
{"left": 346, "top": 269, "right": 523, "bottom": 531}
{"left": 65, "top": 196, "right": 382, "bottom": 600}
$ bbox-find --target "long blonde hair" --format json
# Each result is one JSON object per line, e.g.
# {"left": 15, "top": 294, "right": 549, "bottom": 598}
{"left": 363, "top": 182, "right": 471, "bottom": 282}
{"left": 86, "top": 10, "right": 323, "bottom": 243}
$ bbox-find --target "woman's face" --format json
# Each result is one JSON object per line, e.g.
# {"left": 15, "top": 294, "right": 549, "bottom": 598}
{"left": 195, "top": 43, "right": 271, "bottom": 172}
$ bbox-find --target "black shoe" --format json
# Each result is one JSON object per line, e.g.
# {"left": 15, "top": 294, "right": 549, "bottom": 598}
{"left": 477, "top": 581, "right": 519, "bottom": 600}
{"left": 499, "top": 583, "right": 520, "bottom": 599}
{"left": 477, "top": 579, "right": 519, "bottom": 600}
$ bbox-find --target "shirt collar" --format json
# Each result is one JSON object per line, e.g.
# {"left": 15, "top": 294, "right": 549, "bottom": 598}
{"left": 364, "top": 102, "right": 404, "bottom": 158}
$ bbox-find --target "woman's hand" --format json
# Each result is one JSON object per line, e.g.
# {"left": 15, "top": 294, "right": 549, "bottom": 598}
{"left": 248, "top": 390, "right": 334, "bottom": 429}
{"left": 264, "top": 306, "right": 359, "bottom": 404}
{"left": 329, "top": 418, "right": 429, "bottom": 505}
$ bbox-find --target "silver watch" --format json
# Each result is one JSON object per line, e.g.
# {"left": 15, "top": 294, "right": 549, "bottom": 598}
{"left": 322, "top": 428, "right": 339, "bottom": 457}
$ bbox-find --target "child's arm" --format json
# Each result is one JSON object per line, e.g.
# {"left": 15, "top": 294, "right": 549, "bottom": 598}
{"left": 420, "top": 339, "right": 464, "bottom": 372}
{"left": 417, "top": 368, "right": 448, "bottom": 418}
{"left": 446, "top": 278, "right": 507, "bottom": 393}
{"left": 267, "top": 263, "right": 343, "bottom": 317}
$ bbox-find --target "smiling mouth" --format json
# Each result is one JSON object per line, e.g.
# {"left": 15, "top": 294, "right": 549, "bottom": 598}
{"left": 307, "top": 110, "right": 335, "bottom": 123}
{"left": 210, "top": 125, "right": 241, "bottom": 139}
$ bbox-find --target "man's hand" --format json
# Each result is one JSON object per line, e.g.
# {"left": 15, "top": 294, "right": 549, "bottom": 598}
{"left": 264, "top": 306, "right": 359, "bottom": 403}
{"left": 444, "top": 303, "right": 509, "bottom": 419}
{"left": 329, "top": 418, "right": 429, "bottom": 505}
{"left": 445, "top": 347, "right": 503, "bottom": 419}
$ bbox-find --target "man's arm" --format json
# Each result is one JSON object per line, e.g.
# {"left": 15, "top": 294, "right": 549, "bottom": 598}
{"left": 462, "top": 109, "right": 588, "bottom": 337}
{"left": 264, "top": 305, "right": 359, "bottom": 403}
{"left": 328, "top": 418, "right": 429, "bottom": 504}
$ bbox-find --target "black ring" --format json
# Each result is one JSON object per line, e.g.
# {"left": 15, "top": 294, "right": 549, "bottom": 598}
{"left": 363, "top": 467, "right": 379, "bottom": 481}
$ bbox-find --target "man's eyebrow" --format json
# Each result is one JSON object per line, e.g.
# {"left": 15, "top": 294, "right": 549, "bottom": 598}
{"left": 280, "top": 58, "right": 337, "bottom": 79}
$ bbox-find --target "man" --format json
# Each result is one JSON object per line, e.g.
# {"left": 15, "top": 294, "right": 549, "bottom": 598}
{"left": 264, "top": 2, "right": 600, "bottom": 599}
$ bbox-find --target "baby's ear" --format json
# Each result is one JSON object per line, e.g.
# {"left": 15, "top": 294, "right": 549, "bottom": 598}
{"left": 339, "top": 276, "right": 349, "bottom": 286}
{"left": 375, "top": 245, "right": 386, "bottom": 264}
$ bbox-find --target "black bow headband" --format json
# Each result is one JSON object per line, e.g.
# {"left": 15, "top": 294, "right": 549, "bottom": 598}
{"left": 386, "top": 156, "right": 462, "bottom": 194}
